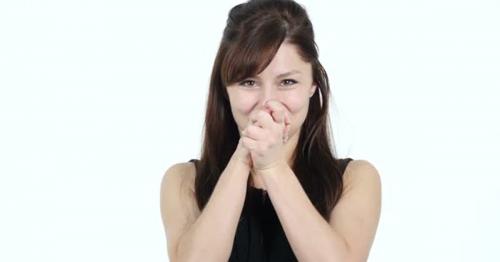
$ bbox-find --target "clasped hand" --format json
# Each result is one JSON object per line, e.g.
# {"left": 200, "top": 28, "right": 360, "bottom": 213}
{"left": 240, "top": 100, "right": 291, "bottom": 171}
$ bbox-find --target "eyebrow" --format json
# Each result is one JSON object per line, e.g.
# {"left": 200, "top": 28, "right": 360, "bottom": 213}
{"left": 252, "top": 70, "right": 302, "bottom": 79}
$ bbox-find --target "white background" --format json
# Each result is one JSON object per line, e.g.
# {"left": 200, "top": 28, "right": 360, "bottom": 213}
{"left": 1, "top": 0, "right": 499, "bottom": 261}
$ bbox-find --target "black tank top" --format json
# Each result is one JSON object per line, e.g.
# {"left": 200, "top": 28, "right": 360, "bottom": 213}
{"left": 189, "top": 158, "right": 353, "bottom": 261}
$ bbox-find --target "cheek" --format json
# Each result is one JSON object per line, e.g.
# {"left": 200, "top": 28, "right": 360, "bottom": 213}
{"left": 233, "top": 96, "right": 255, "bottom": 114}
{"left": 283, "top": 93, "right": 310, "bottom": 132}
{"left": 284, "top": 92, "right": 309, "bottom": 117}
{"left": 285, "top": 96, "right": 306, "bottom": 113}
{"left": 228, "top": 92, "right": 258, "bottom": 128}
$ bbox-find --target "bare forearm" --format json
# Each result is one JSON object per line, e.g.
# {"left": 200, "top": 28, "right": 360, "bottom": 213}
{"left": 176, "top": 157, "right": 250, "bottom": 262}
{"left": 257, "top": 163, "right": 349, "bottom": 262}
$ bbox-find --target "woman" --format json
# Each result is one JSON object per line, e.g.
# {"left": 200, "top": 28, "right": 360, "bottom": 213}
{"left": 160, "top": 0, "right": 381, "bottom": 261}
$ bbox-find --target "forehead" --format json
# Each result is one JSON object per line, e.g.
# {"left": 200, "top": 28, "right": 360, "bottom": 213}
{"left": 256, "top": 42, "right": 311, "bottom": 77}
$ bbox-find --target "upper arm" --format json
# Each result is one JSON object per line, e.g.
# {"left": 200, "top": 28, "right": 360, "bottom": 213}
{"left": 160, "top": 162, "right": 200, "bottom": 261}
{"left": 329, "top": 159, "right": 382, "bottom": 261}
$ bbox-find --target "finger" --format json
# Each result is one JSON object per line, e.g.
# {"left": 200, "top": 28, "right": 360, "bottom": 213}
{"left": 242, "top": 123, "right": 267, "bottom": 141}
{"left": 254, "top": 110, "right": 275, "bottom": 130}
{"left": 282, "top": 124, "right": 290, "bottom": 143}
{"left": 284, "top": 111, "right": 291, "bottom": 126}
{"left": 248, "top": 112, "right": 262, "bottom": 128}
{"left": 241, "top": 136, "right": 258, "bottom": 151}
{"left": 283, "top": 122, "right": 290, "bottom": 134}
{"left": 282, "top": 130, "right": 289, "bottom": 143}
{"left": 265, "top": 100, "right": 286, "bottom": 124}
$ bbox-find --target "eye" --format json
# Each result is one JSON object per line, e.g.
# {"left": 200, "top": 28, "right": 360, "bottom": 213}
{"left": 282, "top": 79, "right": 297, "bottom": 86}
{"left": 239, "top": 79, "right": 256, "bottom": 88}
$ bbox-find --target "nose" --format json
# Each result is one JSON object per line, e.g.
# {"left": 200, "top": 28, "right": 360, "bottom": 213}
{"left": 258, "top": 85, "right": 279, "bottom": 109}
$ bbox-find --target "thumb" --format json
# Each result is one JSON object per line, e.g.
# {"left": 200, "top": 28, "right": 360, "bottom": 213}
{"left": 265, "top": 103, "right": 286, "bottom": 124}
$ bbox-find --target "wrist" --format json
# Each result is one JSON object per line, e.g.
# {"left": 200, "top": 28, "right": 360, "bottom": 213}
{"left": 253, "top": 160, "right": 288, "bottom": 175}
{"left": 229, "top": 154, "right": 252, "bottom": 175}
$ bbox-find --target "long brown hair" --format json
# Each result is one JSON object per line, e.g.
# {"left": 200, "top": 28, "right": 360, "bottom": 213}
{"left": 194, "top": 0, "right": 345, "bottom": 221}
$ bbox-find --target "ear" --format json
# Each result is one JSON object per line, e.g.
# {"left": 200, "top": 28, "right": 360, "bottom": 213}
{"left": 309, "top": 83, "right": 317, "bottom": 98}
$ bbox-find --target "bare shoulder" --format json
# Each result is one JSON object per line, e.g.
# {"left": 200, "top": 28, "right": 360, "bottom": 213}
{"left": 160, "top": 161, "right": 197, "bottom": 196}
{"left": 342, "top": 159, "right": 382, "bottom": 194}
{"left": 160, "top": 161, "right": 199, "bottom": 217}
{"left": 160, "top": 161, "right": 200, "bottom": 259}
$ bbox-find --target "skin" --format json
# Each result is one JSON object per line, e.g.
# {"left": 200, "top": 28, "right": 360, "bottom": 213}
{"left": 226, "top": 41, "right": 317, "bottom": 190}
{"left": 160, "top": 40, "right": 381, "bottom": 261}
{"left": 227, "top": 41, "right": 381, "bottom": 260}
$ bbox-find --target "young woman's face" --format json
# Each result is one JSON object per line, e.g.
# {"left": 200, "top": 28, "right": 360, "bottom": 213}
{"left": 226, "top": 42, "right": 317, "bottom": 140}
